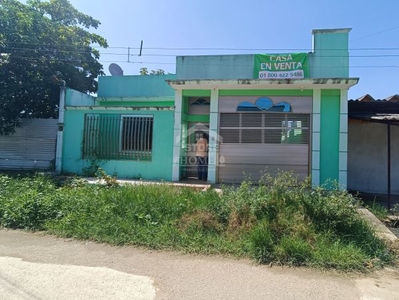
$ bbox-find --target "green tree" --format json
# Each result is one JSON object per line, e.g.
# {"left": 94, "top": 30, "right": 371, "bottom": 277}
{"left": 0, "top": 0, "right": 108, "bottom": 135}
{"left": 150, "top": 69, "right": 165, "bottom": 75}
{"left": 139, "top": 67, "right": 149, "bottom": 75}
{"left": 139, "top": 67, "right": 165, "bottom": 76}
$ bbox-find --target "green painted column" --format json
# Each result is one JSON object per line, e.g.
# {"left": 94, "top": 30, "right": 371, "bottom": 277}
{"left": 320, "top": 90, "right": 340, "bottom": 186}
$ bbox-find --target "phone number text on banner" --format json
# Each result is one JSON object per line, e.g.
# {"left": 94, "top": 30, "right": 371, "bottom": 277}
{"left": 259, "top": 70, "right": 304, "bottom": 79}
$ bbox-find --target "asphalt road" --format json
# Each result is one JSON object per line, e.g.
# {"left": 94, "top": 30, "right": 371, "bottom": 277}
{"left": 0, "top": 229, "right": 398, "bottom": 300}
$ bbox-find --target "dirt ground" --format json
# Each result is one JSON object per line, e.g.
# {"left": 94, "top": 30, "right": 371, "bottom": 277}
{"left": 0, "top": 229, "right": 398, "bottom": 300}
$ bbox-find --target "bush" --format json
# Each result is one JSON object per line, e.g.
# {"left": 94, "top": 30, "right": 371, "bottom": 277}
{"left": 0, "top": 171, "right": 394, "bottom": 271}
{"left": 249, "top": 220, "right": 276, "bottom": 263}
{"left": 275, "top": 235, "right": 313, "bottom": 265}
{"left": 0, "top": 174, "right": 62, "bottom": 230}
{"left": 179, "top": 210, "right": 223, "bottom": 234}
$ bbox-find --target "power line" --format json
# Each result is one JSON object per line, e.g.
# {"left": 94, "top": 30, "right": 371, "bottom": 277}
{"left": 137, "top": 47, "right": 399, "bottom": 52}
{"left": 4, "top": 46, "right": 399, "bottom": 59}
{"left": 4, "top": 41, "right": 399, "bottom": 51}
{"left": 4, "top": 55, "right": 399, "bottom": 68}
{"left": 138, "top": 54, "right": 399, "bottom": 58}
{"left": 351, "top": 25, "right": 399, "bottom": 42}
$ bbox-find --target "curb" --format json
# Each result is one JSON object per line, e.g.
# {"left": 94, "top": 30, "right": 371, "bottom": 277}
{"left": 357, "top": 208, "right": 398, "bottom": 242}
{"left": 85, "top": 177, "right": 214, "bottom": 192}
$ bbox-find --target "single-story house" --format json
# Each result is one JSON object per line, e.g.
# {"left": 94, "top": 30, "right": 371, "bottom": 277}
{"left": 57, "top": 28, "right": 358, "bottom": 188}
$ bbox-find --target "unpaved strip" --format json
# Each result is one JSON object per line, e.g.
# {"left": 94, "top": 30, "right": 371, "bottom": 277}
{"left": 0, "top": 229, "right": 398, "bottom": 300}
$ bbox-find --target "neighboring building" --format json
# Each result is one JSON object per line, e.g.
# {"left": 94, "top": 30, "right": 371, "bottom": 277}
{"left": 348, "top": 96, "right": 399, "bottom": 196}
{"left": 59, "top": 28, "right": 358, "bottom": 188}
{"left": 0, "top": 119, "right": 58, "bottom": 170}
{"left": 58, "top": 75, "right": 176, "bottom": 180}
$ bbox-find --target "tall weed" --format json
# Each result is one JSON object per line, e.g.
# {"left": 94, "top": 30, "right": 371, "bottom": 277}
{"left": 0, "top": 174, "right": 61, "bottom": 230}
{"left": 0, "top": 171, "right": 394, "bottom": 271}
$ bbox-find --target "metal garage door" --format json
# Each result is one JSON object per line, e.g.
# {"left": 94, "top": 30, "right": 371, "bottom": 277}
{"left": 0, "top": 119, "right": 58, "bottom": 170}
{"left": 218, "top": 112, "right": 310, "bottom": 183}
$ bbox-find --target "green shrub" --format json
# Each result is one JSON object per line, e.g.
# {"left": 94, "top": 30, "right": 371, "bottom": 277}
{"left": 275, "top": 235, "right": 313, "bottom": 265}
{"left": 0, "top": 174, "right": 61, "bottom": 230}
{"left": 0, "top": 171, "right": 394, "bottom": 271}
{"left": 249, "top": 220, "right": 276, "bottom": 263}
{"left": 312, "top": 236, "right": 369, "bottom": 271}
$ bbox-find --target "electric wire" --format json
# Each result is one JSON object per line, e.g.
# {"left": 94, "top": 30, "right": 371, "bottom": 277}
{"left": 2, "top": 42, "right": 399, "bottom": 70}
{"left": 3, "top": 55, "right": 398, "bottom": 69}
{"left": 4, "top": 41, "right": 399, "bottom": 51}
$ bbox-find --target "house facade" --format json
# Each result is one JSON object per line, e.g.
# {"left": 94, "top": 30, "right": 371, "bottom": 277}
{"left": 348, "top": 96, "right": 399, "bottom": 196}
{"left": 58, "top": 75, "right": 176, "bottom": 180}
{"left": 59, "top": 28, "right": 358, "bottom": 188}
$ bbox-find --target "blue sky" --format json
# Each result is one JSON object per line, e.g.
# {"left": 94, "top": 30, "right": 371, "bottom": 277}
{"left": 28, "top": 0, "right": 399, "bottom": 99}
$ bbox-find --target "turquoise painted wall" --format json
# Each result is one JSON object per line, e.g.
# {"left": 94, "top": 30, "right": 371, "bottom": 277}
{"left": 65, "top": 89, "right": 95, "bottom": 106}
{"left": 62, "top": 109, "right": 174, "bottom": 180}
{"left": 98, "top": 74, "right": 176, "bottom": 98}
{"left": 177, "top": 55, "right": 254, "bottom": 80}
{"left": 176, "top": 29, "right": 350, "bottom": 81}
{"left": 98, "top": 100, "right": 174, "bottom": 107}
{"left": 320, "top": 90, "right": 340, "bottom": 184}
{"left": 309, "top": 29, "right": 350, "bottom": 78}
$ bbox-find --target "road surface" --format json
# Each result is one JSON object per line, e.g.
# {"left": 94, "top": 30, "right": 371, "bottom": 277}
{"left": 0, "top": 229, "right": 398, "bottom": 300}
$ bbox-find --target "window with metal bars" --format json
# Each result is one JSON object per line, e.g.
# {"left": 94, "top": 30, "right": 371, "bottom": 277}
{"left": 219, "top": 113, "right": 309, "bottom": 144}
{"left": 82, "top": 114, "right": 153, "bottom": 160}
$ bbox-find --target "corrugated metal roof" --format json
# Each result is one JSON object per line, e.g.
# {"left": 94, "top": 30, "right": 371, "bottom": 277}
{"left": 372, "top": 114, "right": 399, "bottom": 121}
{"left": 350, "top": 114, "right": 399, "bottom": 122}
{"left": 350, "top": 94, "right": 399, "bottom": 102}
{"left": 348, "top": 100, "right": 399, "bottom": 123}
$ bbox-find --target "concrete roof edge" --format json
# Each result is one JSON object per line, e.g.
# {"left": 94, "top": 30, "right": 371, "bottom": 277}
{"left": 166, "top": 78, "right": 359, "bottom": 85}
{"left": 312, "top": 28, "right": 352, "bottom": 34}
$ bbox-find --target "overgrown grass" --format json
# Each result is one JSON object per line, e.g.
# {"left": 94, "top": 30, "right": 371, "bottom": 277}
{"left": 365, "top": 200, "right": 389, "bottom": 221}
{"left": 0, "top": 171, "right": 395, "bottom": 271}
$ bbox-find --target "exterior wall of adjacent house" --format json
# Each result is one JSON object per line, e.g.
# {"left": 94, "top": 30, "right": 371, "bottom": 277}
{"left": 62, "top": 108, "right": 174, "bottom": 180}
{"left": 0, "top": 119, "right": 58, "bottom": 170}
{"left": 60, "top": 75, "right": 176, "bottom": 180}
{"left": 66, "top": 89, "right": 96, "bottom": 106}
{"left": 393, "top": 124, "right": 399, "bottom": 193}
{"left": 348, "top": 120, "right": 399, "bottom": 195}
{"left": 98, "top": 74, "right": 176, "bottom": 98}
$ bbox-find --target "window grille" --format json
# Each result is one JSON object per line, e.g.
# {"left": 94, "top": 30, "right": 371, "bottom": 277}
{"left": 82, "top": 114, "right": 153, "bottom": 160}
{"left": 220, "top": 113, "right": 309, "bottom": 144}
